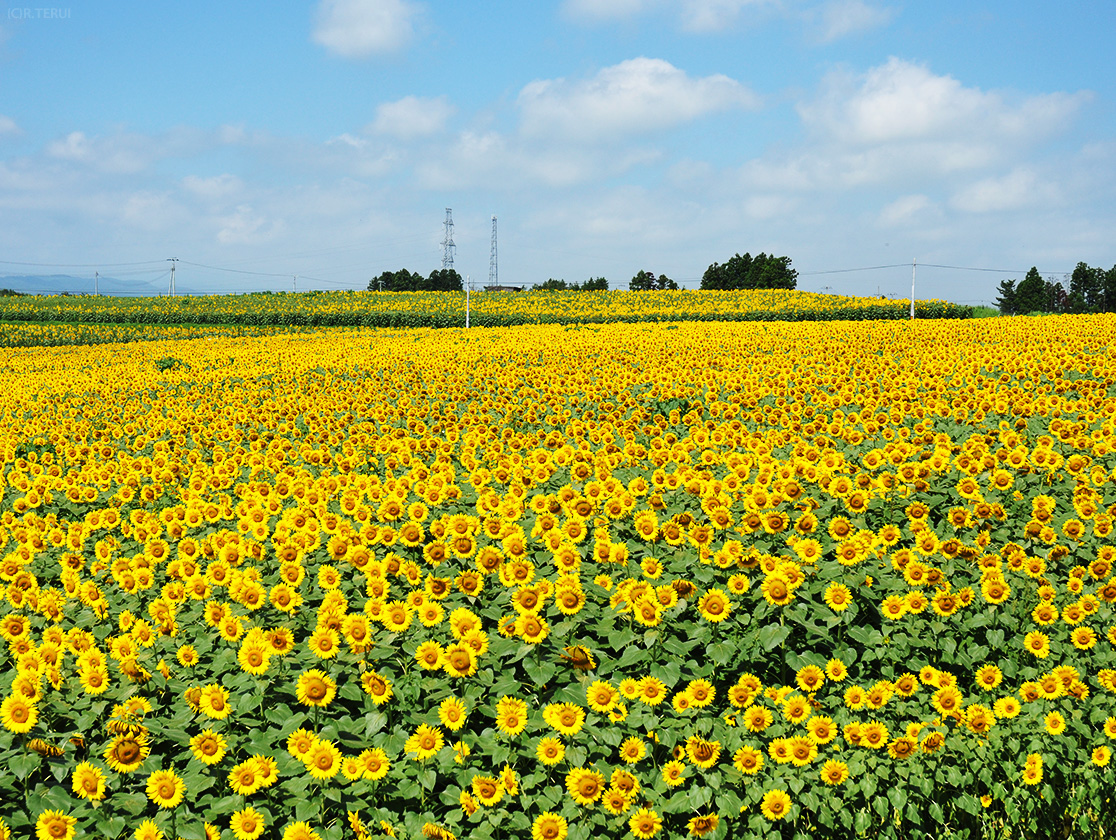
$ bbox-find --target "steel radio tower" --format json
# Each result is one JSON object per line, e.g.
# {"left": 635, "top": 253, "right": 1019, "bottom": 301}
{"left": 488, "top": 216, "right": 498, "bottom": 287}
{"left": 441, "top": 208, "right": 456, "bottom": 270}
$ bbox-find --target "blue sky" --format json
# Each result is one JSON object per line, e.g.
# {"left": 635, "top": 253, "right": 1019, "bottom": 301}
{"left": 0, "top": 1, "right": 1113, "bottom": 302}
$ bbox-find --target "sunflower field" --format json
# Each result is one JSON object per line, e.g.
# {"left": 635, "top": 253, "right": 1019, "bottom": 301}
{"left": 1, "top": 315, "right": 1115, "bottom": 840}
{"left": 0, "top": 288, "right": 970, "bottom": 329}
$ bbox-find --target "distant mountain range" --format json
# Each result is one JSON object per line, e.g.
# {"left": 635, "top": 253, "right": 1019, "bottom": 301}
{"left": 0, "top": 274, "right": 206, "bottom": 297}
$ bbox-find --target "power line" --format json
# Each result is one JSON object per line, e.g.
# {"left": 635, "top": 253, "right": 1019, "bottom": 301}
{"left": 0, "top": 258, "right": 166, "bottom": 269}
{"left": 178, "top": 260, "right": 292, "bottom": 278}
{"left": 800, "top": 263, "right": 909, "bottom": 276}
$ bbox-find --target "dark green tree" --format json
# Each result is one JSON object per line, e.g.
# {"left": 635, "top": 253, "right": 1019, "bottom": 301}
{"left": 994, "top": 279, "right": 1017, "bottom": 315}
{"left": 1013, "top": 267, "right": 1048, "bottom": 314}
{"left": 426, "top": 268, "right": 463, "bottom": 291}
{"left": 1069, "top": 262, "right": 1104, "bottom": 312}
{"left": 701, "top": 252, "right": 796, "bottom": 290}
{"left": 629, "top": 270, "right": 678, "bottom": 291}
{"left": 581, "top": 277, "right": 609, "bottom": 291}
{"left": 369, "top": 269, "right": 422, "bottom": 291}
{"left": 1104, "top": 265, "right": 1116, "bottom": 313}
{"left": 536, "top": 278, "right": 569, "bottom": 290}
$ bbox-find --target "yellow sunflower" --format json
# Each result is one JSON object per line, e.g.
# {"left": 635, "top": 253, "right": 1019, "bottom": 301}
{"left": 146, "top": 769, "right": 186, "bottom": 809}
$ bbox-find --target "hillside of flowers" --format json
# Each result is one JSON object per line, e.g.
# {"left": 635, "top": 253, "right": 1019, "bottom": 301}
{"left": 0, "top": 322, "right": 330, "bottom": 349}
{"left": 1, "top": 315, "right": 1114, "bottom": 840}
{"left": 0, "top": 288, "right": 969, "bottom": 329}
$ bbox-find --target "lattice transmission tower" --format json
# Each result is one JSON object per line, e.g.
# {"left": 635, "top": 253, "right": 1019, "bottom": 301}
{"left": 488, "top": 216, "right": 498, "bottom": 287}
{"left": 441, "top": 208, "right": 455, "bottom": 270}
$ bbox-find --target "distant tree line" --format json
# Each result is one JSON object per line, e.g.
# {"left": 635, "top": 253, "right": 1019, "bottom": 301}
{"left": 368, "top": 268, "right": 463, "bottom": 292}
{"left": 535, "top": 277, "right": 609, "bottom": 291}
{"left": 995, "top": 263, "right": 1116, "bottom": 315}
{"left": 367, "top": 250, "right": 798, "bottom": 293}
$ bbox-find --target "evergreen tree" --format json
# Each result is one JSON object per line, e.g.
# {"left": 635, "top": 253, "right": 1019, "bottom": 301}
{"left": 701, "top": 252, "right": 796, "bottom": 290}
{"left": 1013, "top": 267, "right": 1048, "bottom": 314}
{"left": 994, "top": 279, "right": 1017, "bottom": 315}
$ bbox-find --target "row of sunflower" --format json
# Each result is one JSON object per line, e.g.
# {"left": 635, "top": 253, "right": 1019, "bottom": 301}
{"left": 0, "top": 289, "right": 969, "bottom": 330}
{"left": 1, "top": 315, "right": 1115, "bottom": 840}
{"left": 0, "top": 323, "right": 326, "bottom": 349}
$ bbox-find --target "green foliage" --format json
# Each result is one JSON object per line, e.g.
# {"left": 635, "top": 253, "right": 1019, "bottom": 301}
{"left": 369, "top": 269, "right": 463, "bottom": 292}
{"left": 701, "top": 252, "right": 798, "bottom": 291}
{"left": 154, "top": 356, "right": 191, "bottom": 372}
{"left": 629, "top": 271, "right": 678, "bottom": 291}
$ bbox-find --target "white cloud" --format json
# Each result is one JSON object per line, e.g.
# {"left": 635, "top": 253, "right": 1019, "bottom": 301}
{"left": 561, "top": 0, "right": 657, "bottom": 22}
{"left": 949, "top": 168, "right": 1054, "bottom": 214}
{"left": 0, "top": 115, "right": 18, "bottom": 136}
{"left": 800, "top": 58, "right": 1088, "bottom": 147}
{"left": 813, "top": 0, "right": 894, "bottom": 41}
{"left": 216, "top": 204, "right": 284, "bottom": 245}
{"left": 371, "top": 95, "right": 454, "bottom": 139}
{"left": 680, "top": 0, "right": 767, "bottom": 33}
{"left": 518, "top": 57, "right": 758, "bottom": 143}
{"left": 312, "top": 0, "right": 419, "bottom": 58}
{"left": 181, "top": 174, "right": 244, "bottom": 199}
{"left": 878, "top": 194, "right": 932, "bottom": 226}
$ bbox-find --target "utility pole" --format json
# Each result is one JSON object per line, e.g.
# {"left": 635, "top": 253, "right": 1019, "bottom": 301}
{"left": 466, "top": 275, "right": 471, "bottom": 329}
{"left": 95, "top": 271, "right": 99, "bottom": 296}
{"left": 910, "top": 258, "right": 916, "bottom": 319}
{"left": 167, "top": 258, "right": 178, "bottom": 296}
{"left": 293, "top": 275, "right": 297, "bottom": 293}
{"left": 489, "top": 215, "right": 498, "bottom": 288}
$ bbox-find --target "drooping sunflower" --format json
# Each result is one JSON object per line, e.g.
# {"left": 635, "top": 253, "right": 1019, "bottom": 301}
{"left": 146, "top": 769, "right": 186, "bottom": 809}
{"left": 686, "top": 814, "right": 719, "bottom": 838}
{"left": 296, "top": 669, "right": 337, "bottom": 708}
{"left": 685, "top": 736, "right": 721, "bottom": 769}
